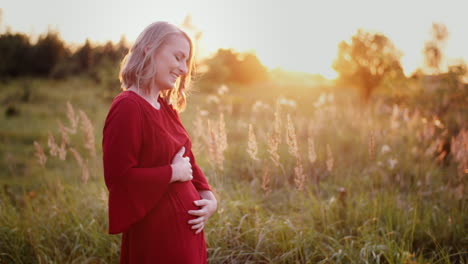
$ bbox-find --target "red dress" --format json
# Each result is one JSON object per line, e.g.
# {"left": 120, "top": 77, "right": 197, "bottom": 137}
{"left": 102, "top": 90, "right": 212, "bottom": 264}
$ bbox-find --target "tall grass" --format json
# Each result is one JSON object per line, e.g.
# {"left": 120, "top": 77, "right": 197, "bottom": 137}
{"left": 0, "top": 77, "right": 466, "bottom": 263}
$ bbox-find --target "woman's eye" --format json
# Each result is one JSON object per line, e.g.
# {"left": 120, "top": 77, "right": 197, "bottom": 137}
{"left": 175, "top": 55, "right": 181, "bottom": 61}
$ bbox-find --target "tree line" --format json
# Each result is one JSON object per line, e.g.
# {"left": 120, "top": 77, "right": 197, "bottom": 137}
{"left": 0, "top": 29, "right": 128, "bottom": 80}
{"left": 0, "top": 23, "right": 466, "bottom": 100}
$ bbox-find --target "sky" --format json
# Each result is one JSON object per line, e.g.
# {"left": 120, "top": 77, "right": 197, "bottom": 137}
{"left": 2, "top": 0, "right": 467, "bottom": 78}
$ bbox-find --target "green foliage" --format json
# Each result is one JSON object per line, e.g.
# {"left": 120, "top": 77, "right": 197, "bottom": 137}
{"left": 31, "top": 30, "right": 68, "bottom": 76}
{"left": 0, "top": 30, "right": 128, "bottom": 81}
{"left": 333, "top": 29, "right": 404, "bottom": 102}
{"left": 0, "top": 32, "right": 33, "bottom": 78}
{"left": 199, "top": 49, "right": 269, "bottom": 91}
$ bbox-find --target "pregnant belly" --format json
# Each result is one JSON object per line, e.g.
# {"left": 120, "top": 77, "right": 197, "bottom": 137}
{"left": 169, "top": 181, "right": 201, "bottom": 214}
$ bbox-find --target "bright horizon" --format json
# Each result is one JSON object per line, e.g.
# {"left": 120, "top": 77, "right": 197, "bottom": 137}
{"left": 2, "top": 0, "right": 468, "bottom": 79}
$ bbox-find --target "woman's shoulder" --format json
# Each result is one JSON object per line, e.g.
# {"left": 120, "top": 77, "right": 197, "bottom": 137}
{"left": 112, "top": 90, "right": 141, "bottom": 107}
{"left": 108, "top": 90, "right": 143, "bottom": 116}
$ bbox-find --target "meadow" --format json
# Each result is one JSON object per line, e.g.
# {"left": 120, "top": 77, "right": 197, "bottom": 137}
{"left": 0, "top": 75, "right": 466, "bottom": 263}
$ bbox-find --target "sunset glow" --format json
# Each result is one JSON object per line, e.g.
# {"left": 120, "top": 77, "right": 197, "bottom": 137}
{"left": 2, "top": 0, "right": 467, "bottom": 79}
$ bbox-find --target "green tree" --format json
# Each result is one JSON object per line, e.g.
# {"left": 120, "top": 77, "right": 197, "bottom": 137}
{"left": 76, "top": 38, "right": 94, "bottom": 71}
{"left": 202, "top": 49, "right": 268, "bottom": 88}
{"left": 31, "top": 29, "right": 67, "bottom": 76}
{"left": 0, "top": 32, "right": 32, "bottom": 78}
{"left": 333, "top": 29, "right": 403, "bottom": 101}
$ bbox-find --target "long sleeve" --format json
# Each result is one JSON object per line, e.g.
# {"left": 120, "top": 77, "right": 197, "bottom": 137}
{"left": 187, "top": 146, "right": 211, "bottom": 191}
{"left": 102, "top": 98, "right": 172, "bottom": 234}
{"left": 162, "top": 99, "right": 212, "bottom": 192}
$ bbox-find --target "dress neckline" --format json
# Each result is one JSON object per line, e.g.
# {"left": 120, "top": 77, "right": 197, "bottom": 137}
{"left": 126, "top": 90, "right": 162, "bottom": 111}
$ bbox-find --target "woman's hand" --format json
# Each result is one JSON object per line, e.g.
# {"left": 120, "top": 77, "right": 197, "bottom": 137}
{"left": 170, "top": 147, "right": 193, "bottom": 183}
{"left": 188, "top": 191, "right": 217, "bottom": 234}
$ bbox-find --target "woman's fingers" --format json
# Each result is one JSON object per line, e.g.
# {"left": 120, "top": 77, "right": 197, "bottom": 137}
{"left": 188, "top": 216, "right": 204, "bottom": 225}
{"left": 195, "top": 226, "right": 204, "bottom": 234}
{"left": 188, "top": 208, "right": 206, "bottom": 216}
{"left": 191, "top": 222, "right": 204, "bottom": 230}
{"left": 193, "top": 199, "right": 209, "bottom": 206}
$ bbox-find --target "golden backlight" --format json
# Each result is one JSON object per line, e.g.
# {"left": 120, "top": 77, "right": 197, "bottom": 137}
{"left": 2, "top": 0, "right": 467, "bottom": 78}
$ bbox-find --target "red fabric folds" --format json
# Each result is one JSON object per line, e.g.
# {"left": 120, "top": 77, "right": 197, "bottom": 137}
{"left": 102, "top": 90, "right": 211, "bottom": 263}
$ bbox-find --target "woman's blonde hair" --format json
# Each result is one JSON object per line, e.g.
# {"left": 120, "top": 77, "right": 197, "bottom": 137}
{"left": 119, "top": 21, "right": 194, "bottom": 112}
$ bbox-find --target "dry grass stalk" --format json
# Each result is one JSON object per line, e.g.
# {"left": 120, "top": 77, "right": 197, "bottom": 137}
{"left": 369, "top": 130, "right": 375, "bottom": 161}
{"left": 33, "top": 141, "right": 47, "bottom": 167}
{"left": 207, "top": 119, "right": 217, "bottom": 168}
{"left": 79, "top": 109, "right": 96, "bottom": 158}
{"left": 308, "top": 137, "right": 317, "bottom": 164}
{"left": 206, "top": 115, "right": 227, "bottom": 172}
{"left": 267, "top": 106, "right": 282, "bottom": 167}
{"left": 286, "top": 115, "right": 305, "bottom": 190}
{"left": 218, "top": 113, "right": 228, "bottom": 157}
{"left": 286, "top": 115, "right": 299, "bottom": 159}
{"left": 273, "top": 101, "right": 282, "bottom": 140}
{"left": 48, "top": 131, "right": 58, "bottom": 157}
{"left": 261, "top": 163, "right": 271, "bottom": 195}
{"left": 57, "top": 120, "right": 70, "bottom": 146}
{"left": 267, "top": 132, "right": 281, "bottom": 167}
{"left": 69, "top": 147, "right": 83, "bottom": 167}
{"left": 81, "top": 159, "right": 89, "bottom": 184}
{"left": 294, "top": 159, "right": 305, "bottom": 191}
{"left": 326, "top": 144, "right": 334, "bottom": 172}
{"left": 66, "top": 101, "right": 79, "bottom": 134}
{"left": 247, "top": 124, "right": 259, "bottom": 161}
{"left": 57, "top": 142, "right": 67, "bottom": 161}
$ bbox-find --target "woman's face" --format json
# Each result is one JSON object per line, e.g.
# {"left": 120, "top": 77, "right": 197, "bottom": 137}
{"left": 152, "top": 34, "right": 190, "bottom": 92}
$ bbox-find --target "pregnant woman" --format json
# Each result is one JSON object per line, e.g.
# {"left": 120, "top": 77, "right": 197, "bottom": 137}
{"left": 102, "top": 21, "right": 217, "bottom": 263}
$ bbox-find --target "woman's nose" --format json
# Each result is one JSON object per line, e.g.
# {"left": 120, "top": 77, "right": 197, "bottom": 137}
{"left": 179, "top": 62, "right": 188, "bottom": 75}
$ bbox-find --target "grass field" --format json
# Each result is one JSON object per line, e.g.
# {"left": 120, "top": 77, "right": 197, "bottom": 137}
{"left": 0, "top": 76, "right": 466, "bottom": 263}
